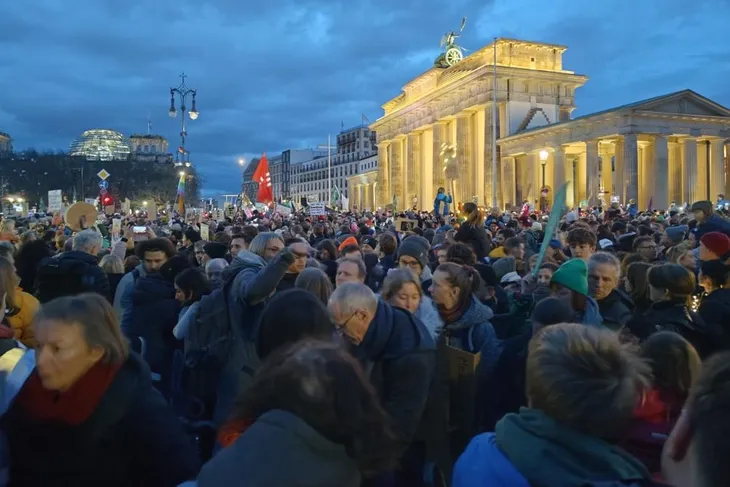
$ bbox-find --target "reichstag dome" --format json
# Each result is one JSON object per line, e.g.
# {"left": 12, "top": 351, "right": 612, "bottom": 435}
{"left": 69, "top": 129, "right": 132, "bottom": 161}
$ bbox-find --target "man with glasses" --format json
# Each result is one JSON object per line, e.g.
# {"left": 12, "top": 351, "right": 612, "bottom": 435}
{"left": 328, "top": 282, "right": 437, "bottom": 485}
{"left": 632, "top": 236, "right": 658, "bottom": 262}
{"left": 397, "top": 236, "right": 433, "bottom": 295}
{"left": 277, "top": 238, "right": 311, "bottom": 291}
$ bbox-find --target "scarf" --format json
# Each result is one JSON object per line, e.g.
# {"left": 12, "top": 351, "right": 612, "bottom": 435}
{"left": 15, "top": 360, "right": 121, "bottom": 426}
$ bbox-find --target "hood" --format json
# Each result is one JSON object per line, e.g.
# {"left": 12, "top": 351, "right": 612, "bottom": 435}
{"left": 419, "top": 265, "right": 433, "bottom": 285}
{"left": 416, "top": 296, "right": 443, "bottom": 339}
{"left": 582, "top": 296, "right": 604, "bottom": 327}
{"left": 445, "top": 297, "right": 494, "bottom": 332}
{"left": 132, "top": 273, "right": 176, "bottom": 302}
{"left": 496, "top": 408, "right": 650, "bottom": 487}
{"left": 56, "top": 250, "right": 99, "bottom": 265}
{"left": 225, "top": 250, "right": 266, "bottom": 279}
{"left": 360, "top": 301, "right": 435, "bottom": 361}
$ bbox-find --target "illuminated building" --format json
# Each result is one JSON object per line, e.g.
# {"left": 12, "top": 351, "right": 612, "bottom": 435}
{"left": 0, "top": 131, "right": 11, "bottom": 155}
{"left": 128, "top": 134, "right": 172, "bottom": 163}
{"left": 370, "top": 38, "right": 730, "bottom": 210}
{"left": 69, "top": 129, "right": 132, "bottom": 161}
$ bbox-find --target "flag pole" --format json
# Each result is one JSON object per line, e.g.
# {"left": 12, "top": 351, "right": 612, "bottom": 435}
{"left": 491, "top": 37, "right": 499, "bottom": 210}
{"left": 328, "top": 134, "right": 332, "bottom": 208}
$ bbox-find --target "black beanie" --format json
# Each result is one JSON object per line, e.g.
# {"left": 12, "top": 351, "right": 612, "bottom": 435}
{"left": 160, "top": 255, "right": 191, "bottom": 282}
{"left": 397, "top": 236, "right": 430, "bottom": 270}
{"left": 204, "top": 242, "right": 228, "bottom": 260}
{"left": 184, "top": 227, "right": 201, "bottom": 243}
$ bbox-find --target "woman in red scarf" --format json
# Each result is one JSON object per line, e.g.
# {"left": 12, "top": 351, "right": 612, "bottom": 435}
{"left": 0, "top": 293, "right": 200, "bottom": 486}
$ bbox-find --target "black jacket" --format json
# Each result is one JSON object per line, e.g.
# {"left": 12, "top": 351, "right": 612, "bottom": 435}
{"left": 1, "top": 353, "right": 200, "bottom": 486}
{"left": 627, "top": 299, "right": 722, "bottom": 358}
{"left": 454, "top": 223, "right": 492, "bottom": 261}
{"left": 35, "top": 251, "right": 110, "bottom": 303}
{"left": 698, "top": 288, "right": 730, "bottom": 353}
{"left": 352, "top": 302, "right": 437, "bottom": 453}
{"left": 597, "top": 289, "right": 634, "bottom": 332}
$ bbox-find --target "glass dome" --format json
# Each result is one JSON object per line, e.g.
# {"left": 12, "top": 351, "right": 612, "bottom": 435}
{"left": 69, "top": 129, "right": 132, "bottom": 161}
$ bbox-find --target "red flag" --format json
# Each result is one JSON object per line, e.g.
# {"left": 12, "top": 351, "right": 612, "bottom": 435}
{"left": 252, "top": 153, "right": 273, "bottom": 204}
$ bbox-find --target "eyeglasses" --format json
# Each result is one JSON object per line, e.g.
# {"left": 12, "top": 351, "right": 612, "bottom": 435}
{"left": 334, "top": 311, "right": 357, "bottom": 331}
{"left": 399, "top": 259, "right": 421, "bottom": 269}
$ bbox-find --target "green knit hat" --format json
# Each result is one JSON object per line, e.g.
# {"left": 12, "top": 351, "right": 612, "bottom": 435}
{"left": 550, "top": 258, "right": 588, "bottom": 296}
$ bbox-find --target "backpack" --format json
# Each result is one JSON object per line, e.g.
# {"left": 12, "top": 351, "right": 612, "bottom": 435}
{"left": 35, "top": 257, "right": 96, "bottom": 303}
{"left": 184, "top": 266, "right": 245, "bottom": 373}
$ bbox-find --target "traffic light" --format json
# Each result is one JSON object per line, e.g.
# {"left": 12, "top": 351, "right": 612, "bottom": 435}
{"left": 102, "top": 195, "right": 113, "bottom": 206}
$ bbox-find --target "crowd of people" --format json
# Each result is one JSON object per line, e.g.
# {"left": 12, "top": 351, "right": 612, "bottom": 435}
{"left": 0, "top": 195, "right": 729, "bottom": 486}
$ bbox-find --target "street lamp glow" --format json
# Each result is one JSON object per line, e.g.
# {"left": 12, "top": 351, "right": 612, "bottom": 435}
{"left": 17, "top": 198, "right": 23, "bottom": 203}
{"left": 7, "top": 198, "right": 14, "bottom": 203}
{"left": 539, "top": 150, "right": 549, "bottom": 163}
{"left": 179, "top": 171, "right": 186, "bottom": 177}
{"left": 143, "top": 201, "right": 148, "bottom": 206}
{"left": 188, "top": 110, "right": 199, "bottom": 120}
{"left": 184, "top": 161, "right": 191, "bottom": 167}
{"left": 168, "top": 108, "right": 177, "bottom": 118}
{"left": 238, "top": 158, "right": 245, "bottom": 166}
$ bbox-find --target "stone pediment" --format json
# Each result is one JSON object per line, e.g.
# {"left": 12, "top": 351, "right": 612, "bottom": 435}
{"left": 633, "top": 90, "right": 730, "bottom": 118}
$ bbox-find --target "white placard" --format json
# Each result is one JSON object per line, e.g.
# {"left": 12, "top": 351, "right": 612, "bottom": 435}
{"left": 309, "top": 202, "right": 325, "bottom": 216}
{"left": 200, "top": 223, "right": 209, "bottom": 241}
{"left": 112, "top": 218, "right": 122, "bottom": 235}
{"left": 48, "top": 190, "right": 63, "bottom": 213}
{"left": 276, "top": 204, "right": 292, "bottom": 216}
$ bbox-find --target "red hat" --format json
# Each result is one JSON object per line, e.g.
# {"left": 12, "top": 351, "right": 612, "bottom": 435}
{"left": 700, "top": 232, "right": 730, "bottom": 260}
{"left": 338, "top": 236, "right": 359, "bottom": 252}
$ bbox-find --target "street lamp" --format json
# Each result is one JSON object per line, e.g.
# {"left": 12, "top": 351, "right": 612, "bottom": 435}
{"left": 539, "top": 149, "right": 549, "bottom": 190}
{"left": 143, "top": 200, "right": 148, "bottom": 206}
{"left": 179, "top": 171, "right": 186, "bottom": 177}
{"left": 168, "top": 73, "right": 198, "bottom": 168}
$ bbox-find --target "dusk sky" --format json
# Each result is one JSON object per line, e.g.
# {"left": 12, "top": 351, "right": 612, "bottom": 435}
{"left": 1, "top": 0, "right": 728, "bottom": 196}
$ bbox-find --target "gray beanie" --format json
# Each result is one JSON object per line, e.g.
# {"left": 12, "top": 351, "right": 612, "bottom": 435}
{"left": 397, "top": 236, "right": 430, "bottom": 270}
{"left": 665, "top": 225, "right": 689, "bottom": 244}
{"left": 492, "top": 256, "right": 516, "bottom": 280}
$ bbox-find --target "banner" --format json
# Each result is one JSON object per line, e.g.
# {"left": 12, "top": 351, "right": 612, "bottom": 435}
{"left": 309, "top": 202, "right": 325, "bottom": 216}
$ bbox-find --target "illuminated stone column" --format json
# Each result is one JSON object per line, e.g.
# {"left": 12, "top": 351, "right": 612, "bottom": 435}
{"left": 637, "top": 139, "right": 651, "bottom": 209}
{"left": 407, "top": 133, "right": 420, "bottom": 208}
{"left": 421, "top": 127, "right": 435, "bottom": 210}
{"left": 525, "top": 152, "right": 538, "bottom": 204}
{"left": 483, "top": 105, "right": 497, "bottom": 208}
{"left": 622, "top": 133, "right": 639, "bottom": 204}
{"left": 501, "top": 156, "right": 516, "bottom": 210}
{"left": 614, "top": 138, "right": 625, "bottom": 202}
{"left": 585, "top": 140, "right": 600, "bottom": 207}
{"left": 681, "top": 138, "right": 698, "bottom": 205}
{"left": 710, "top": 139, "right": 726, "bottom": 200}
{"left": 599, "top": 142, "right": 613, "bottom": 202}
{"left": 432, "top": 121, "right": 446, "bottom": 192}
{"left": 474, "top": 108, "right": 486, "bottom": 205}
{"left": 697, "top": 141, "right": 709, "bottom": 201}
{"left": 668, "top": 139, "right": 681, "bottom": 204}
{"left": 456, "top": 113, "right": 474, "bottom": 203}
{"left": 553, "top": 146, "right": 566, "bottom": 202}
{"left": 389, "top": 139, "right": 403, "bottom": 208}
{"left": 653, "top": 135, "right": 669, "bottom": 210}
{"left": 398, "top": 136, "right": 408, "bottom": 210}
{"left": 376, "top": 142, "right": 390, "bottom": 208}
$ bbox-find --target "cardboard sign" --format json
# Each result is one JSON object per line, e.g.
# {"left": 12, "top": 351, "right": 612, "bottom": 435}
{"left": 200, "top": 223, "right": 209, "bottom": 241}
{"left": 48, "top": 190, "right": 63, "bottom": 213}
{"left": 394, "top": 218, "right": 418, "bottom": 232}
{"left": 112, "top": 218, "right": 122, "bottom": 236}
{"left": 445, "top": 344, "right": 481, "bottom": 435}
{"left": 309, "top": 202, "right": 325, "bottom": 216}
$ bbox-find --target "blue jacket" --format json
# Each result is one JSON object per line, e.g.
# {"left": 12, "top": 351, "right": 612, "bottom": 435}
{"left": 434, "top": 193, "right": 452, "bottom": 218}
{"left": 694, "top": 213, "right": 730, "bottom": 240}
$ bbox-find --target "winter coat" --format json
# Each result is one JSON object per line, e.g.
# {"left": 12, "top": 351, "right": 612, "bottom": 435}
{"left": 453, "top": 408, "right": 652, "bottom": 487}
{"left": 128, "top": 274, "right": 180, "bottom": 374}
{"left": 197, "top": 410, "right": 359, "bottom": 487}
{"left": 698, "top": 288, "right": 730, "bottom": 352}
{"left": 115, "top": 264, "right": 147, "bottom": 326}
{"left": 481, "top": 332, "right": 530, "bottom": 432}
{"left": 454, "top": 222, "right": 492, "bottom": 261}
{"left": 433, "top": 193, "right": 452, "bottom": 218}
{"left": 578, "top": 296, "right": 604, "bottom": 327}
{"left": 694, "top": 213, "right": 730, "bottom": 240}
{"left": 0, "top": 353, "right": 200, "bottom": 486}
{"left": 352, "top": 301, "right": 436, "bottom": 453}
{"left": 443, "top": 297, "right": 502, "bottom": 377}
{"left": 35, "top": 250, "right": 111, "bottom": 303}
{"left": 596, "top": 289, "right": 634, "bottom": 332}
{"left": 213, "top": 250, "right": 291, "bottom": 425}
{"left": 627, "top": 299, "right": 722, "bottom": 358}
{"left": 106, "top": 273, "right": 124, "bottom": 304}
{"left": 416, "top": 296, "right": 443, "bottom": 340}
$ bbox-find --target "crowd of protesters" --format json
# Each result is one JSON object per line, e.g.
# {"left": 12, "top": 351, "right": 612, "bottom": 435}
{"left": 0, "top": 194, "right": 728, "bottom": 486}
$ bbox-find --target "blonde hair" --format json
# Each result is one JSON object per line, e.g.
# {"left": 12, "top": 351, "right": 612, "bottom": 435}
{"left": 381, "top": 269, "right": 423, "bottom": 302}
{"left": 295, "top": 267, "right": 333, "bottom": 305}
{"left": 0, "top": 257, "right": 19, "bottom": 311}
{"left": 99, "top": 254, "right": 124, "bottom": 274}
{"left": 34, "top": 293, "right": 129, "bottom": 365}
{"left": 526, "top": 322, "right": 650, "bottom": 439}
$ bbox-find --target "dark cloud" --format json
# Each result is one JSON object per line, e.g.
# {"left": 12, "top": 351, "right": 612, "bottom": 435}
{"left": 0, "top": 0, "right": 728, "bottom": 195}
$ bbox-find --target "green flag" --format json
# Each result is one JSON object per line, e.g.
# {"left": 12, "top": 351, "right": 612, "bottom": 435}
{"left": 532, "top": 181, "right": 569, "bottom": 276}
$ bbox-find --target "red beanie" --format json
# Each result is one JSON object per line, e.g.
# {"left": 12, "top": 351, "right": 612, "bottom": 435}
{"left": 338, "top": 236, "right": 359, "bottom": 252}
{"left": 700, "top": 232, "right": 730, "bottom": 260}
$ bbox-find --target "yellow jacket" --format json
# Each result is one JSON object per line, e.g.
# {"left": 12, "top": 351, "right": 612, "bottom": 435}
{"left": 5, "top": 288, "right": 39, "bottom": 348}
{"left": 489, "top": 246, "right": 506, "bottom": 259}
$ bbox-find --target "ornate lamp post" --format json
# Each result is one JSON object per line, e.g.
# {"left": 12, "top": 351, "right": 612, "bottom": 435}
{"left": 539, "top": 149, "right": 549, "bottom": 212}
{"left": 168, "top": 73, "right": 199, "bottom": 168}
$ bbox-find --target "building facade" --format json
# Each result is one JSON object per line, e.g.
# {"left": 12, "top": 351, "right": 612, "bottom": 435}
{"left": 290, "top": 126, "right": 378, "bottom": 206}
{"left": 276, "top": 149, "right": 329, "bottom": 200}
{"left": 128, "top": 134, "right": 171, "bottom": 163}
{"left": 346, "top": 155, "right": 378, "bottom": 211}
{"left": 69, "top": 129, "right": 132, "bottom": 161}
{"left": 499, "top": 90, "right": 730, "bottom": 210}
{"left": 267, "top": 154, "right": 284, "bottom": 201}
{"left": 371, "top": 38, "right": 730, "bottom": 211}
{"left": 0, "top": 131, "right": 12, "bottom": 155}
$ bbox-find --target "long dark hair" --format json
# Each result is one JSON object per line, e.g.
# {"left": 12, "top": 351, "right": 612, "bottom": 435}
{"left": 174, "top": 268, "right": 211, "bottom": 306}
{"left": 228, "top": 340, "right": 397, "bottom": 475}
